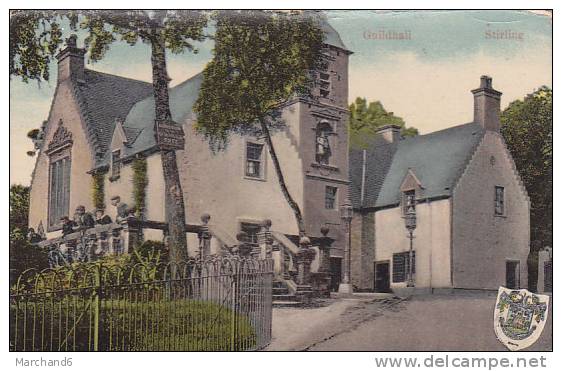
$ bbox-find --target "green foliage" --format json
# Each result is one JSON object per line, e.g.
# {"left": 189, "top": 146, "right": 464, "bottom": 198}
{"left": 131, "top": 157, "right": 148, "bottom": 218}
{"left": 92, "top": 172, "right": 105, "bottom": 210}
{"left": 349, "top": 97, "right": 418, "bottom": 149}
{"left": 9, "top": 242, "right": 49, "bottom": 286}
{"left": 11, "top": 299, "right": 256, "bottom": 351}
{"left": 194, "top": 10, "right": 325, "bottom": 150}
{"left": 77, "top": 10, "right": 207, "bottom": 63}
{"left": 500, "top": 86, "right": 552, "bottom": 249}
{"left": 10, "top": 184, "right": 30, "bottom": 244}
{"left": 9, "top": 10, "right": 75, "bottom": 83}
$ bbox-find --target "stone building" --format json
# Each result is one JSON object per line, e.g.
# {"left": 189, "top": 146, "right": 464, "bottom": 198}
{"left": 349, "top": 76, "right": 530, "bottom": 292}
{"left": 28, "top": 22, "right": 352, "bottom": 294}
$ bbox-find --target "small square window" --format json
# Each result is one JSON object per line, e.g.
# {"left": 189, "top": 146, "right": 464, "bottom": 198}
{"left": 495, "top": 186, "right": 505, "bottom": 216}
{"left": 241, "top": 222, "right": 261, "bottom": 245}
{"left": 325, "top": 186, "right": 338, "bottom": 209}
{"left": 246, "top": 143, "right": 263, "bottom": 178}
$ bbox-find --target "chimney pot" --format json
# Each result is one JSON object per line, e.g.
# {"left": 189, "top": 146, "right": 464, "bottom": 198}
{"left": 376, "top": 124, "right": 402, "bottom": 143}
{"left": 471, "top": 75, "right": 502, "bottom": 132}
{"left": 56, "top": 34, "right": 85, "bottom": 82}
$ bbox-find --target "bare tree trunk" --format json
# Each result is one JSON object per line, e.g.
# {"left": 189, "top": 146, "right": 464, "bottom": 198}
{"left": 259, "top": 119, "right": 306, "bottom": 238}
{"left": 150, "top": 31, "right": 188, "bottom": 262}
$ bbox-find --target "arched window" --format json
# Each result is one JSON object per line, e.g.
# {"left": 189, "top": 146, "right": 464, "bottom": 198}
{"left": 316, "top": 121, "right": 333, "bottom": 165}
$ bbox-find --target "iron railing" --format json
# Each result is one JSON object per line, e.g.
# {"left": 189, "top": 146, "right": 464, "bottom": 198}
{"left": 10, "top": 257, "right": 273, "bottom": 351}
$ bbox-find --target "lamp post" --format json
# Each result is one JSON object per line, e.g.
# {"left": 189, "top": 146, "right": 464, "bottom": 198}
{"left": 338, "top": 198, "right": 354, "bottom": 294}
{"left": 404, "top": 206, "right": 417, "bottom": 288}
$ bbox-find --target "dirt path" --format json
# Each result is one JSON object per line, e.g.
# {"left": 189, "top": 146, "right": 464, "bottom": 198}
{"left": 265, "top": 293, "right": 552, "bottom": 352}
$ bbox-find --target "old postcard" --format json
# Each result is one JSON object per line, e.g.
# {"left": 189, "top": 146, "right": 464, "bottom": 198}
{"left": 8, "top": 7, "right": 552, "bottom": 361}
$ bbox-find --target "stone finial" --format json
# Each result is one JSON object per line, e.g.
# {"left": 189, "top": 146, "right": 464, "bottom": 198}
{"left": 299, "top": 236, "right": 311, "bottom": 248}
{"left": 262, "top": 219, "right": 272, "bottom": 229}
{"left": 200, "top": 213, "right": 211, "bottom": 225}
{"left": 236, "top": 231, "right": 248, "bottom": 242}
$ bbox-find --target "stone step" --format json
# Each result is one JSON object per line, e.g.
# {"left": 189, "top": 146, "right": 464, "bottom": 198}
{"left": 273, "top": 300, "right": 302, "bottom": 308}
{"left": 273, "top": 293, "right": 297, "bottom": 301}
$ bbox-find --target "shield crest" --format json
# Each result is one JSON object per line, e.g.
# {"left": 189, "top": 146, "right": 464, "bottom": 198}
{"left": 494, "top": 286, "right": 549, "bottom": 351}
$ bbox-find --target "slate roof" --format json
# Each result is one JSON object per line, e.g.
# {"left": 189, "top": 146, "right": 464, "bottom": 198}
{"left": 95, "top": 72, "right": 204, "bottom": 166}
{"left": 350, "top": 123, "right": 485, "bottom": 210}
{"left": 88, "top": 18, "right": 346, "bottom": 167}
{"left": 76, "top": 69, "right": 153, "bottom": 155}
{"left": 321, "top": 21, "right": 349, "bottom": 52}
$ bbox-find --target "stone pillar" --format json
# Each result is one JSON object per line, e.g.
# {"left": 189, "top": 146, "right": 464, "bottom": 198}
{"left": 120, "top": 216, "right": 142, "bottom": 254}
{"left": 537, "top": 247, "right": 552, "bottom": 293}
{"left": 295, "top": 237, "right": 316, "bottom": 302}
{"left": 318, "top": 226, "right": 334, "bottom": 273}
{"left": 257, "top": 219, "right": 273, "bottom": 259}
{"left": 198, "top": 213, "right": 211, "bottom": 258}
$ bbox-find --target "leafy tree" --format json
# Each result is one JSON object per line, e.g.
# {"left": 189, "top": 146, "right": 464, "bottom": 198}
{"left": 9, "top": 184, "right": 49, "bottom": 284}
{"left": 10, "top": 10, "right": 208, "bottom": 263}
{"left": 10, "top": 184, "right": 30, "bottom": 243}
{"left": 349, "top": 97, "right": 418, "bottom": 149}
{"left": 501, "top": 86, "right": 552, "bottom": 250}
{"left": 79, "top": 10, "right": 208, "bottom": 264}
{"left": 194, "top": 10, "right": 324, "bottom": 238}
{"left": 9, "top": 10, "right": 68, "bottom": 83}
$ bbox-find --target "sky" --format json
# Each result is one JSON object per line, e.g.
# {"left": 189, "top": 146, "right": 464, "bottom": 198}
{"left": 9, "top": 10, "right": 552, "bottom": 185}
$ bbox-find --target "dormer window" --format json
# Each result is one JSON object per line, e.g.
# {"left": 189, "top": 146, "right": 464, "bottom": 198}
{"left": 316, "top": 121, "right": 333, "bottom": 165}
{"left": 111, "top": 149, "right": 121, "bottom": 178}
{"left": 403, "top": 190, "right": 416, "bottom": 215}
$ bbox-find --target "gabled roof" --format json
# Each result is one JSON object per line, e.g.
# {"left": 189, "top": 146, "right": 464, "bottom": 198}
{"left": 351, "top": 123, "right": 485, "bottom": 209}
{"left": 75, "top": 69, "right": 153, "bottom": 156}
{"left": 97, "top": 72, "right": 204, "bottom": 166}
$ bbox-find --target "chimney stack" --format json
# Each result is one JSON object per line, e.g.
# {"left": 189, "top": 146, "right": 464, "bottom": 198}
{"left": 471, "top": 75, "right": 502, "bottom": 132}
{"left": 376, "top": 124, "right": 401, "bottom": 143}
{"left": 56, "top": 34, "right": 85, "bottom": 82}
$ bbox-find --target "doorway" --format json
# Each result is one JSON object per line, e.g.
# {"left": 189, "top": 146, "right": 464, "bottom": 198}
{"left": 374, "top": 261, "right": 391, "bottom": 292}
{"left": 330, "top": 257, "right": 342, "bottom": 292}
{"left": 506, "top": 260, "right": 520, "bottom": 289}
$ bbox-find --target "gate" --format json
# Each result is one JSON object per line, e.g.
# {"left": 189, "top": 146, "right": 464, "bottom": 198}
{"left": 10, "top": 257, "right": 273, "bottom": 351}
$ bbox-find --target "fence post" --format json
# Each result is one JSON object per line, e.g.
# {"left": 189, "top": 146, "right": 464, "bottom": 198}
{"left": 230, "top": 261, "right": 238, "bottom": 351}
{"left": 257, "top": 219, "right": 273, "bottom": 259}
{"left": 93, "top": 264, "right": 102, "bottom": 351}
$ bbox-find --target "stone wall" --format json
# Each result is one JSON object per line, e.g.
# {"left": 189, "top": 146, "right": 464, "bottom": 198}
{"left": 452, "top": 131, "right": 530, "bottom": 289}
{"left": 374, "top": 198, "right": 452, "bottom": 289}
{"left": 28, "top": 80, "right": 94, "bottom": 239}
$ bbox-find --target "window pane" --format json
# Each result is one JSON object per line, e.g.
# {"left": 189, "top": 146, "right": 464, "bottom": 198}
{"left": 325, "top": 186, "right": 337, "bottom": 209}
{"left": 49, "top": 156, "right": 71, "bottom": 226}
{"left": 241, "top": 223, "right": 261, "bottom": 244}
{"left": 246, "top": 143, "right": 263, "bottom": 178}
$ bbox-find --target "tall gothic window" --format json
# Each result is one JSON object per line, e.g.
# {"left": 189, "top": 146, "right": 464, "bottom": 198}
{"left": 46, "top": 120, "right": 73, "bottom": 227}
{"left": 49, "top": 156, "right": 71, "bottom": 226}
{"left": 316, "top": 121, "right": 333, "bottom": 165}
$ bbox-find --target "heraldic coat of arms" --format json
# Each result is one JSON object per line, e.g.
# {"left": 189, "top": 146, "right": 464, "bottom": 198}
{"left": 494, "top": 286, "right": 550, "bottom": 351}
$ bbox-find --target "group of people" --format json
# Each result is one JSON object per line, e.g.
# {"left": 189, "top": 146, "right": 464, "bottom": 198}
{"left": 60, "top": 196, "right": 133, "bottom": 237}
{"left": 60, "top": 206, "right": 113, "bottom": 236}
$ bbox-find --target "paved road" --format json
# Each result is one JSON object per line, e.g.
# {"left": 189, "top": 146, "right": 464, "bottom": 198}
{"left": 266, "top": 292, "right": 552, "bottom": 351}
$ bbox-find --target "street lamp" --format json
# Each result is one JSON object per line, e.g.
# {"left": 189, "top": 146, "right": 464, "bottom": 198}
{"left": 338, "top": 198, "right": 354, "bottom": 294}
{"left": 404, "top": 205, "right": 417, "bottom": 288}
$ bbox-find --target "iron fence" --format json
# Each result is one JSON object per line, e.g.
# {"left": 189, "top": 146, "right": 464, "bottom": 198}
{"left": 10, "top": 257, "right": 273, "bottom": 351}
